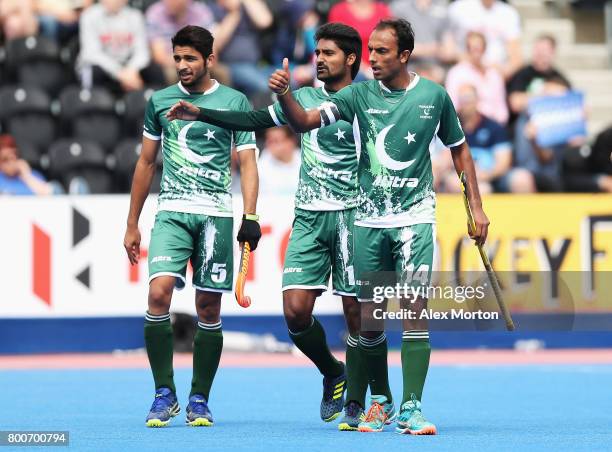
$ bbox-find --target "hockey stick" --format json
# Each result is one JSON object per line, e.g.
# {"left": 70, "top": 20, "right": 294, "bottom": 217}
{"left": 459, "top": 172, "right": 515, "bottom": 331}
{"left": 235, "top": 242, "right": 252, "bottom": 308}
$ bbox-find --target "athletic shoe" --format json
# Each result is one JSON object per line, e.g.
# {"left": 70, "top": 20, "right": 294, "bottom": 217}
{"left": 185, "top": 394, "right": 214, "bottom": 427}
{"left": 357, "top": 395, "right": 389, "bottom": 432}
{"left": 383, "top": 397, "right": 397, "bottom": 424}
{"left": 338, "top": 401, "right": 364, "bottom": 431}
{"left": 320, "top": 363, "right": 346, "bottom": 422}
{"left": 145, "top": 387, "right": 180, "bottom": 427}
{"left": 395, "top": 394, "right": 437, "bottom": 435}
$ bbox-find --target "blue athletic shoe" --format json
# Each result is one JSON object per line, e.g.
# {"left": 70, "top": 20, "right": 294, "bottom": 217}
{"left": 186, "top": 394, "right": 214, "bottom": 427}
{"left": 145, "top": 387, "right": 180, "bottom": 427}
{"left": 321, "top": 363, "right": 347, "bottom": 422}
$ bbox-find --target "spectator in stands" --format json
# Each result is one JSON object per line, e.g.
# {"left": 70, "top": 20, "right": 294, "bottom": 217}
{"left": 514, "top": 77, "right": 585, "bottom": 192}
{"left": 564, "top": 126, "right": 612, "bottom": 193}
{"left": 445, "top": 31, "right": 508, "bottom": 125}
{"left": 78, "top": 0, "right": 164, "bottom": 92}
{"left": 0, "top": 0, "right": 38, "bottom": 40}
{"left": 328, "top": 0, "right": 391, "bottom": 78}
{"left": 390, "top": 0, "right": 458, "bottom": 77}
{"left": 257, "top": 127, "right": 300, "bottom": 195}
{"left": 270, "top": 0, "right": 319, "bottom": 87}
{"left": 444, "top": 84, "right": 534, "bottom": 193}
{"left": 210, "top": 0, "right": 273, "bottom": 95}
{"left": 448, "top": 0, "right": 522, "bottom": 79}
{"left": 146, "top": 0, "right": 215, "bottom": 83}
{"left": 508, "top": 35, "right": 570, "bottom": 116}
{"left": 36, "top": 0, "right": 92, "bottom": 43}
{"left": 0, "top": 134, "right": 53, "bottom": 195}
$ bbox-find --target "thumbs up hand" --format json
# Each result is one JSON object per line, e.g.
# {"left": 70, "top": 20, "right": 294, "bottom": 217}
{"left": 269, "top": 58, "right": 291, "bottom": 96}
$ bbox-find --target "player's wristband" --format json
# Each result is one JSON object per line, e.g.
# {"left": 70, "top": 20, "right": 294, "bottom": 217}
{"left": 278, "top": 86, "right": 290, "bottom": 97}
{"left": 243, "top": 213, "right": 259, "bottom": 222}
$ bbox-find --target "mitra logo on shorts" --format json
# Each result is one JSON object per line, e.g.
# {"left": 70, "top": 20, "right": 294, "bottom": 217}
{"left": 283, "top": 267, "right": 303, "bottom": 273}
{"left": 151, "top": 256, "right": 173, "bottom": 263}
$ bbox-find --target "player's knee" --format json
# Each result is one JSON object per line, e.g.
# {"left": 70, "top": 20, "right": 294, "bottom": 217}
{"left": 283, "top": 299, "right": 311, "bottom": 332}
{"left": 342, "top": 297, "right": 361, "bottom": 335}
{"left": 148, "top": 284, "right": 172, "bottom": 313}
{"left": 195, "top": 292, "right": 221, "bottom": 324}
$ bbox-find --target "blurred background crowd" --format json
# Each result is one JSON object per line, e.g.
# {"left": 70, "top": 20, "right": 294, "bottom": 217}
{"left": 0, "top": 0, "right": 611, "bottom": 196}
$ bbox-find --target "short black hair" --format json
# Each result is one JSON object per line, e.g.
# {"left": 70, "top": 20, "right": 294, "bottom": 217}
{"left": 315, "top": 22, "right": 362, "bottom": 80}
{"left": 375, "top": 18, "right": 415, "bottom": 55}
{"left": 171, "top": 25, "right": 214, "bottom": 58}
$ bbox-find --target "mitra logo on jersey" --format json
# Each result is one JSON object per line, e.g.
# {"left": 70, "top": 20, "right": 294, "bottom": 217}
{"left": 373, "top": 175, "right": 419, "bottom": 188}
{"left": 365, "top": 108, "right": 389, "bottom": 114}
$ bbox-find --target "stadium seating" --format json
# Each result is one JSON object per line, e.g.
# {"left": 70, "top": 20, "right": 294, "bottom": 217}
{"left": 48, "top": 139, "right": 114, "bottom": 193}
{"left": 0, "top": 86, "right": 57, "bottom": 152}
{"left": 58, "top": 86, "right": 121, "bottom": 152}
{"left": 4, "top": 36, "right": 70, "bottom": 96}
{"left": 120, "top": 89, "right": 155, "bottom": 138}
{"left": 113, "top": 138, "right": 162, "bottom": 193}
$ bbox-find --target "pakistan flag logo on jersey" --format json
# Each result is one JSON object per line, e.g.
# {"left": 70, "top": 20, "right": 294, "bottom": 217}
{"left": 309, "top": 129, "right": 345, "bottom": 164}
{"left": 368, "top": 123, "right": 419, "bottom": 189}
{"left": 177, "top": 122, "right": 214, "bottom": 164}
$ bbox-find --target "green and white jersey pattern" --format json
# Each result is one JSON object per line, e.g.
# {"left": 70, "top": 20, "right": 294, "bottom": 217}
{"left": 143, "top": 81, "right": 257, "bottom": 216}
{"left": 319, "top": 75, "right": 465, "bottom": 227}
{"left": 269, "top": 86, "right": 359, "bottom": 210}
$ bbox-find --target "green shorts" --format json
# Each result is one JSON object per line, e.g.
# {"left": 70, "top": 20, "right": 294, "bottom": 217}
{"left": 354, "top": 223, "right": 435, "bottom": 301}
{"left": 282, "top": 208, "right": 356, "bottom": 296}
{"left": 148, "top": 210, "right": 234, "bottom": 292}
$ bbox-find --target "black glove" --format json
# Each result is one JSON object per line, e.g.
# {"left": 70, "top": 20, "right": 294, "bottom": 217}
{"left": 237, "top": 216, "right": 261, "bottom": 251}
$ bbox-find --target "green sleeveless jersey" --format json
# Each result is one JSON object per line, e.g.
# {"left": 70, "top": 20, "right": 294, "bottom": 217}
{"left": 270, "top": 86, "right": 359, "bottom": 210}
{"left": 143, "top": 81, "right": 257, "bottom": 216}
{"left": 319, "top": 75, "right": 465, "bottom": 227}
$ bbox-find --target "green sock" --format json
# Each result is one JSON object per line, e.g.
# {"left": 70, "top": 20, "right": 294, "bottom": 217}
{"left": 359, "top": 334, "right": 393, "bottom": 403}
{"left": 401, "top": 331, "right": 431, "bottom": 405}
{"left": 345, "top": 334, "right": 368, "bottom": 408}
{"left": 289, "top": 317, "right": 344, "bottom": 377}
{"left": 190, "top": 321, "right": 224, "bottom": 400}
{"left": 144, "top": 312, "right": 175, "bottom": 393}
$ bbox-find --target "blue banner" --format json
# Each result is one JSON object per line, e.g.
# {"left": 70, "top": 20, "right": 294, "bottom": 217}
{"left": 528, "top": 91, "right": 587, "bottom": 147}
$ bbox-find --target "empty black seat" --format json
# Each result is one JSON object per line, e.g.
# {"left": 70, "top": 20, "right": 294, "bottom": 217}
{"left": 0, "top": 86, "right": 56, "bottom": 151}
{"left": 58, "top": 86, "right": 120, "bottom": 151}
{"left": 5, "top": 36, "right": 69, "bottom": 95}
{"left": 121, "top": 88, "right": 154, "bottom": 137}
{"left": 47, "top": 139, "right": 114, "bottom": 193}
{"left": 113, "top": 138, "right": 162, "bottom": 193}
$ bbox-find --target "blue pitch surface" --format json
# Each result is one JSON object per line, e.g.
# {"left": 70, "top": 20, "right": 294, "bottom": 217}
{"left": 3, "top": 364, "right": 611, "bottom": 451}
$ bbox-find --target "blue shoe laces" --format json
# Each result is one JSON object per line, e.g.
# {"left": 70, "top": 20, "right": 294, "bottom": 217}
{"left": 151, "top": 390, "right": 173, "bottom": 413}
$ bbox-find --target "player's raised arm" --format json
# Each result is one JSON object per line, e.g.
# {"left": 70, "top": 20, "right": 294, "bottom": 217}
{"left": 124, "top": 136, "right": 160, "bottom": 265}
{"left": 270, "top": 58, "right": 322, "bottom": 133}
{"left": 450, "top": 140, "right": 490, "bottom": 246}
{"left": 166, "top": 99, "right": 277, "bottom": 131}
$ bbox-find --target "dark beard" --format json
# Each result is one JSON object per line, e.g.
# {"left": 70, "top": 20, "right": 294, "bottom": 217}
{"left": 181, "top": 66, "right": 208, "bottom": 88}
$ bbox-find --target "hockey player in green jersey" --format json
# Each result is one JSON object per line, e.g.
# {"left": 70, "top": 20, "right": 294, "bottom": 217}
{"left": 268, "top": 19, "right": 490, "bottom": 434}
{"left": 166, "top": 23, "right": 394, "bottom": 429}
{"left": 123, "top": 25, "right": 261, "bottom": 428}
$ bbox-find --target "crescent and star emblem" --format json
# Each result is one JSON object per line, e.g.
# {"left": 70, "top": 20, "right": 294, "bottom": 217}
{"left": 374, "top": 124, "right": 415, "bottom": 171}
{"left": 178, "top": 122, "right": 214, "bottom": 164}
{"left": 310, "top": 129, "right": 344, "bottom": 164}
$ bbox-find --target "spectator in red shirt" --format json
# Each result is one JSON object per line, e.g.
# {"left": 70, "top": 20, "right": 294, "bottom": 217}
{"left": 328, "top": 0, "right": 391, "bottom": 78}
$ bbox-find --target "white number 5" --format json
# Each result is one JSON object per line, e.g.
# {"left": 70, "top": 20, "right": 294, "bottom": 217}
{"left": 211, "top": 263, "right": 227, "bottom": 283}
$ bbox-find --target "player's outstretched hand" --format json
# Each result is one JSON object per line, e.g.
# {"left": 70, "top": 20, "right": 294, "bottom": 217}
{"left": 269, "top": 58, "right": 291, "bottom": 95}
{"left": 166, "top": 99, "right": 199, "bottom": 121}
{"left": 237, "top": 218, "right": 261, "bottom": 251}
{"left": 124, "top": 225, "right": 141, "bottom": 265}
{"left": 470, "top": 206, "right": 490, "bottom": 247}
